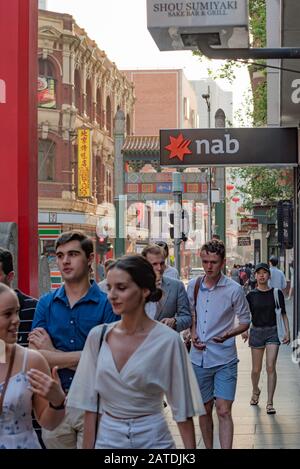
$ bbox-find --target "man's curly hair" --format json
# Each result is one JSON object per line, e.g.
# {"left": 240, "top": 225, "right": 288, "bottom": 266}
{"left": 200, "top": 239, "right": 225, "bottom": 260}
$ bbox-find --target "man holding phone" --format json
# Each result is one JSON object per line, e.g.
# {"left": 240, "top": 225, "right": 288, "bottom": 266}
{"left": 187, "top": 239, "right": 250, "bottom": 449}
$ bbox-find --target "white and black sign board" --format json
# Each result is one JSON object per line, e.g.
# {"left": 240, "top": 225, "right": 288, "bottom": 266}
{"left": 147, "top": 0, "right": 249, "bottom": 50}
{"left": 160, "top": 127, "right": 298, "bottom": 167}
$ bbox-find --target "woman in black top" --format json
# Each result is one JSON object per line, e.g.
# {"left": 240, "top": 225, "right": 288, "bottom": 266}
{"left": 242, "top": 263, "right": 290, "bottom": 415}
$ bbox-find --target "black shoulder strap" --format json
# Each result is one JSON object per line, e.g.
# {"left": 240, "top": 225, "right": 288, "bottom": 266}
{"left": 98, "top": 324, "right": 107, "bottom": 352}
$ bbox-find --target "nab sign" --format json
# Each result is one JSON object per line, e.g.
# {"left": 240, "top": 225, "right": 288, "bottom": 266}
{"left": 160, "top": 128, "right": 298, "bottom": 167}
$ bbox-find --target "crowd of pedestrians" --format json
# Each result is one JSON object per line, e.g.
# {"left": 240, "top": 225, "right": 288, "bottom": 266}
{"left": 0, "top": 233, "right": 291, "bottom": 449}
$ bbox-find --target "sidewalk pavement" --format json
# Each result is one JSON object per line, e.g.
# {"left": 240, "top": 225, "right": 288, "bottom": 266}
{"left": 165, "top": 299, "right": 300, "bottom": 449}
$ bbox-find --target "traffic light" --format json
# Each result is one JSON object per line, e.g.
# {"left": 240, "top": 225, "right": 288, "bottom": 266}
{"left": 96, "top": 235, "right": 112, "bottom": 254}
{"left": 169, "top": 212, "right": 174, "bottom": 239}
{"left": 277, "top": 200, "right": 293, "bottom": 249}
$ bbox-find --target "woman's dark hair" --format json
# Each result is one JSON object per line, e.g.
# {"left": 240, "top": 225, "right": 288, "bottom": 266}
{"left": 0, "top": 248, "right": 14, "bottom": 275}
{"left": 107, "top": 255, "right": 162, "bottom": 303}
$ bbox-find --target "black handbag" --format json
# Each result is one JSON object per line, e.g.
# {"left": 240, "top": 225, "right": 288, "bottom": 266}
{"left": 94, "top": 324, "right": 107, "bottom": 447}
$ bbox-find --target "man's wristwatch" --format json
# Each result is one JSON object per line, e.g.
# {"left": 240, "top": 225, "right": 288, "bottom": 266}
{"left": 49, "top": 398, "right": 66, "bottom": 410}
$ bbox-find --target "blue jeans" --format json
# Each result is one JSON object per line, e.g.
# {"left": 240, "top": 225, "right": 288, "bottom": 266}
{"left": 193, "top": 359, "right": 239, "bottom": 404}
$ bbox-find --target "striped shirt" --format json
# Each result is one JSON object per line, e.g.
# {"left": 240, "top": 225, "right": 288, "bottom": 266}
{"left": 16, "top": 289, "right": 38, "bottom": 347}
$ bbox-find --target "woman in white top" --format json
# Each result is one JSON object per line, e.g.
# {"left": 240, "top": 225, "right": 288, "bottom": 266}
{"left": 67, "top": 255, "right": 205, "bottom": 449}
{"left": 0, "top": 283, "right": 66, "bottom": 449}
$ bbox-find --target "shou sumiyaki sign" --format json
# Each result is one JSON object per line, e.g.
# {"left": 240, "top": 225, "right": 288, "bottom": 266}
{"left": 78, "top": 128, "right": 91, "bottom": 197}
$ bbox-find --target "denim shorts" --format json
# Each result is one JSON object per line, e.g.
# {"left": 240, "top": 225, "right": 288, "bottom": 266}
{"left": 249, "top": 325, "right": 280, "bottom": 348}
{"left": 192, "top": 359, "right": 239, "bottom": 404}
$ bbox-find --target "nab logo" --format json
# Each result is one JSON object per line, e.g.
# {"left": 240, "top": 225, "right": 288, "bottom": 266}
{"left": 291, "top": 79, "right": 300, "bottom": 104}
{"left": 195, "top": 134, "right": 239, "bottom": 155}
{"left": 165, "top": 133, "right": 192, "bottom": 161}
{"left": 0, "top": 79, "right": 6, "bottom": 104}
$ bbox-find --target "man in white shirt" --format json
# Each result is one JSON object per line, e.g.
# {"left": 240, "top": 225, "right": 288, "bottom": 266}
{"left": 187, "top": 239, "right": 250, "bottom": 449}
{"left": 268, "top": 256, "right": 287, "bottom": 291}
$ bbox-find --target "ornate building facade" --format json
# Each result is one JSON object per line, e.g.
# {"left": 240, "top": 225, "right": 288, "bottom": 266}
{"left": 37, "top": 10, "right": 135, "bottom": 279}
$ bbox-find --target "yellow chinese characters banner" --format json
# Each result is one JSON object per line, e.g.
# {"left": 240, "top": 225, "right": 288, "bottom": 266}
{"left": 77, "top": 129, "right": 91, "bottom": 197}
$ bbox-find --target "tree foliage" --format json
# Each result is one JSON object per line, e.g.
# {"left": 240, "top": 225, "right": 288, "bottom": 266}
{"left": 230, "top": 168, "right": 294, "bottom": 212}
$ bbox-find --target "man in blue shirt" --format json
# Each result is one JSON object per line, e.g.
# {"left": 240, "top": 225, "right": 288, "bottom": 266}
{"left": 29, "top": 230, "right": 117, "bottom": 449}
{"left": 187, "top": 240, "right": 250, "bottom": 449}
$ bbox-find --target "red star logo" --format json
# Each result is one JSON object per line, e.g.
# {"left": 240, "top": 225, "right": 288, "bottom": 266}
{"left": 165, "top": 133, "right": 192, "bottom": 161}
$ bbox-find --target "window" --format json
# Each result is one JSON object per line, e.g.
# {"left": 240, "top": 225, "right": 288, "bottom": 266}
{"left": 184, "top": 97, "right": 190, "bottom": 120}
{"left": 74, "top": 70, "right": 81, "bottom": 114}
{"left": 126, "top": 114, "right": 131, "bottom": 135}
{"left": 96, "top": 88, "right": 104, "bottom": 127}
{"left": 38, "top": 59, "right": 56, "bottom": 109}
{"left": 86, "top": 79, "right": 92, "bottom": 119}
{"left": 38, "top": 139, "right": 56, "bottom": 181}
{"left": 106, "top": 96, "right": 112, "bottom": 136}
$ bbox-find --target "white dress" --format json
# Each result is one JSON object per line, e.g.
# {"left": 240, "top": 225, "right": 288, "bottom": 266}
{"left": 0, "top": 348, "right": 41, "bottom": 449}
{"left": 67, "top": 322, "right": 205, "bottom": 448}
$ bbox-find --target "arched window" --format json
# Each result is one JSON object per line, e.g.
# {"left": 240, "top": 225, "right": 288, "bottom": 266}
{"left": 126, "top": 114, "right": 131, "bottom": 135}
{"left": 74, "top": 69, "right": 82, "bottom": 114}
{"left": 86, "top": 79, "right": 92, "bottom": 119}
{"left": 38, "top": 59, "right": 56, "bottom": 109}
{"left": 96, "top": 88, "right": 103, "bottom": 127}
{"left": 106, "top": 96, "right": 112, "bottom": 136}
{"left": 215, "top": 108, "right": 226, "bottom": 128}
{"left": 38, "top": 139, "right": 56, "bottom": 181}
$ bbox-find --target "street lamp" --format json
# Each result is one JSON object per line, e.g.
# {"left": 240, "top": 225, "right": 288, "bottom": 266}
{"left": 201, "top": 86, "right": 212, "bottom": 241}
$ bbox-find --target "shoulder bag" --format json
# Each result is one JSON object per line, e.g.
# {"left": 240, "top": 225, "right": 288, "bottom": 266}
{"left": 273, "top": 288, "right": 285, "bottom": 343}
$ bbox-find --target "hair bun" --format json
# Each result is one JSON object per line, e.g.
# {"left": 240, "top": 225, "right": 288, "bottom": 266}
{"left": 146, "top": 288, "right": 162, "bottom": 303}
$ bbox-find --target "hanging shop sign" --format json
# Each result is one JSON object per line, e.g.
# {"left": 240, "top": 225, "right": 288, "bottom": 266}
{"left": 160, "top": 128, "right": 298, "bottom": 167}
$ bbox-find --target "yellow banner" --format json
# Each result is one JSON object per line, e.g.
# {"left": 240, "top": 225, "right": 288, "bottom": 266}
{"left": 77, "top": 129, "right": 91, "bottom": 197}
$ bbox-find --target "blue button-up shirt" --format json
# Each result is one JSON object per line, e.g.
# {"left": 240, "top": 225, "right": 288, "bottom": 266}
{"left": 187, "top": 274, "right": 250, "bottom": 368}
{"left": 32, "top": 281, "right": 118, "bottom": 391}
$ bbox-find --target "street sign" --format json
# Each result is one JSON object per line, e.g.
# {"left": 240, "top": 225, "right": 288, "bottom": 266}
{"left": 281, "top": 1, "right": 300, "bottom": 126}
{"left": 240, "top": 218, "right": 258, "bottom": 231}
{"left": 160, "top": 128, "right": 298, "bottom": 167}
{"left": 238, "top": 236, "right": 251, "bottom": 246}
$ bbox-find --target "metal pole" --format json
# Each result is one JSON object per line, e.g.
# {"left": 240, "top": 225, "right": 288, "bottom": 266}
{"left": 202, "top": 86, "right": 212, "bottom": 240}
{"left": 114, "top": 110, "right": 126, "bottom": 258}
{"left": 172, "top": 172, "right": 182, "bottom": 276}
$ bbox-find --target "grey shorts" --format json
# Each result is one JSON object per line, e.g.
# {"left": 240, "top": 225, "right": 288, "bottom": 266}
{"left": 249, "top": 325, "right": 280, "bottom": 348}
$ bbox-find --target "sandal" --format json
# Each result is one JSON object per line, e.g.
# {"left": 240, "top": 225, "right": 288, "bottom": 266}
{"left": 250, "top": 388, "right": 261, "bottom": 405}
{"left": 266, "top": 404, "right": 276, "bottom": 414}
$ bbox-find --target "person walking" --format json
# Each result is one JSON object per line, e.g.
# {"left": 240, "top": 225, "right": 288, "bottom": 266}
{"left": 0, "top": 247, "right": 37, "bottom": 347}
{"left": 230, "top": 264, "right": 240, "bottom": 284}
{"left": 288, "top": 260, "right": 294, "bottom": 301}
{"left": 67, "top": 255, "right": 205, "bottom": 449}
{"left": 29, "top": 230, "right": 118, "bottom": 449}
{"left": 0, "top": 247, "right": 44, "bottom": 445}
{"left": 187, "top": 239, "right": 250, "bottom": 449}
{"left": 155, "top": 241, "right": 180, "bottom": 280}
{"left": 0, "top": 283, "right": 66, "bottom": 449}
{"left": 98, "top": 259, "right": 115, "bottom": 293}
{"left": 268, "top": 256, "right": 287, "bottom": 291}
{"left": 141, "top": 245, "right": 191, "bottom": 332}
{"left": 242, "top": 263, "right": 290, "bottom": 415}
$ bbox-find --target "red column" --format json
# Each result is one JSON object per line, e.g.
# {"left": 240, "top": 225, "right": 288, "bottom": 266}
{"left": 0, "top": 0, "right": 38, "bottom": 296}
